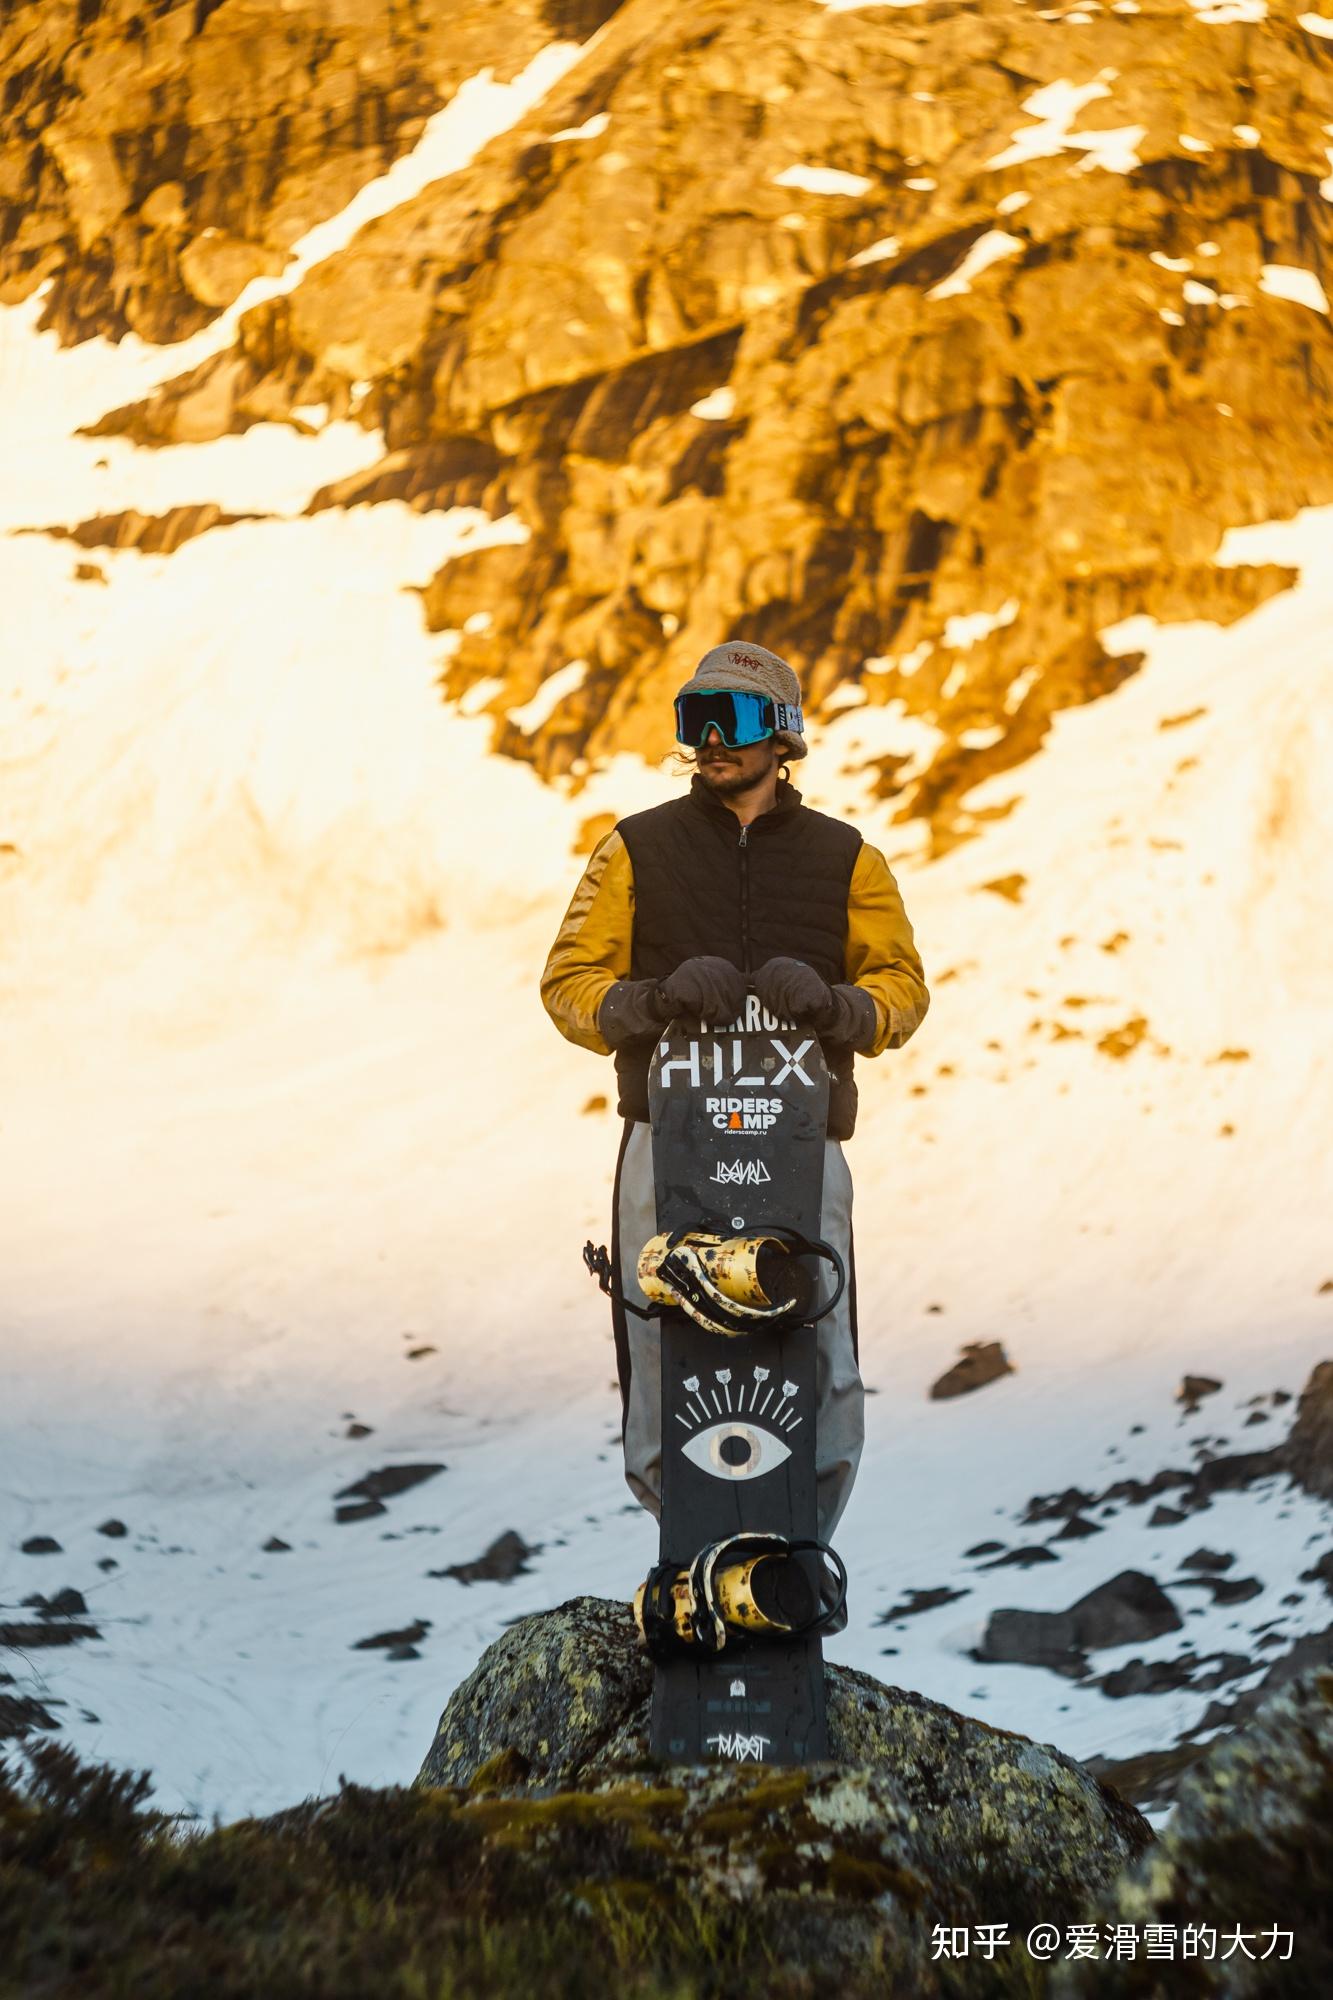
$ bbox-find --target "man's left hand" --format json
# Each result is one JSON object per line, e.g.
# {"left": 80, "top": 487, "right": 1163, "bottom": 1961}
{"left": 754, "top": 956, "right": 878, "bottom": 1049}
{"left": 754, "top": 957, "right": 835, "bottom": 1025}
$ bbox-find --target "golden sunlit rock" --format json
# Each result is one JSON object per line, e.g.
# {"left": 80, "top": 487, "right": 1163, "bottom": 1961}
{"left": 18, "top": 0, "right": 1328, "bottom": 848}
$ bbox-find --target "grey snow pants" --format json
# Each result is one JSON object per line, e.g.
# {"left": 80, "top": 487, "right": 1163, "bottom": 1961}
{"left": 613, "top": 1119, "right": 864, "bottom": 1544}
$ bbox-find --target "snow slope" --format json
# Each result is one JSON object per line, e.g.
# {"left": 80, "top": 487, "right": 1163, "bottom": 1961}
{"left": 2, "top": 59, "right": 1331, "bottom": 1826}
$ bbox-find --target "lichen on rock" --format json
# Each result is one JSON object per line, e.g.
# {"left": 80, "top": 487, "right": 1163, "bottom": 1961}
{"left": 1055, "top": 1669, "right": 1333, "bottom": 1995}
{"left": 416, "top": 1593, "right": 1151, "bottom": 1940}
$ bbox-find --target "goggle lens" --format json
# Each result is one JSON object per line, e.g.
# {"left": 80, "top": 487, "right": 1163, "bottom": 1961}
{"left": 674, "top": 689, "right": 776, "bottom": 748}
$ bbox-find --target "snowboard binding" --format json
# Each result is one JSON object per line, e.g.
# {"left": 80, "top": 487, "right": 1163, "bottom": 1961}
{"left": 634, "top": 1532, "right": 848, "bottom": 1661}
{"left": 584, "top": 1226, "right": 844, "bottom": 1340}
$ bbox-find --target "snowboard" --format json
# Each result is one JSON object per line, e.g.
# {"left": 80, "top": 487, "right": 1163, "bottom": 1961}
{"left": 646, "top": 996, "right": 830, "bottom": 1764}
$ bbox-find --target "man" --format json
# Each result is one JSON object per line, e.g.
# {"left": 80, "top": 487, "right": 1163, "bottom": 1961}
{"left": 541, "top": 639, "right": 929, "bottom": 1542}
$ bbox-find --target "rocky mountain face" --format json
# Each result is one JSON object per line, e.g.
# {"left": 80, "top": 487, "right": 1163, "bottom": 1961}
{"left": 9, "top": 0, "right": 1333, "bottom": 850}
{"left": 0, "top": 0, "right": 620, "bottom": 343}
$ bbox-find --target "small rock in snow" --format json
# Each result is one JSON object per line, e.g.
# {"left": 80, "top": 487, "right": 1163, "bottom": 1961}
{"left": 352, "top": 1618, "right": 431, "bottom": 1652}
{"left": 24, "top": 1588, "right": 88, "bottom": 1619}
{"left": 877, "top": 1585, "right": 970, "bottom": 1623}
{"left": 1023, "top": 1485, "right": 1096, "bottom": 1525}
{"left": 930, "top": 1341, "right": 1014, "bottom": 1399}
{"left": 431, "top": 1530, "right": 540, "bottom": 1586}
{"left": 337, "top": 1464, "right": 446, "bottom": 1506}
{"left": 1097, "top": 1649, "right": 1252, "bottom": 1699}
{"left": 0, "top": 1620, "right": 100, "bottom": 1648}
{"left": 979, "top": 1546, "right": 1060, "bottom": 1570}
{"left": 979, "top": 872, "right": 1027, "bottom": 902}
{"left": 1176, "top": 1574, "right": 1263, "bottom": 1606}
{"left": 1299, "top": 1550, "right": 1333, "bottom": 1596}
{"left": 1052, "top": 1514, "right": 1103, "bottom": 1541}
{"left": 1177, "top": 1375, "right": 1223, "bottom": 1414}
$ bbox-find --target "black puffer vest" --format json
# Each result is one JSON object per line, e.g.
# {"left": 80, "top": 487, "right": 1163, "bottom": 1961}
{"left": 615, "top": 777, "right": 864, "bottom": 1139}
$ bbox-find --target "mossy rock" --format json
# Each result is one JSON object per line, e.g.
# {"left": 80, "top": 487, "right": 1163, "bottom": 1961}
{"left": 1055, "top": 1669, "right": 1333, "bottom": 1995}
{"left": 417, "top": 1594, "right": 1150, "bottom": 1933}
{"left": 0, "top": 1741, "right": 954, "bottom": 1996}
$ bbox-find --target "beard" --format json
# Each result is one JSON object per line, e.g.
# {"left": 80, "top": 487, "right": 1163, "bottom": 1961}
{"left": 696, "top": 756, "right": 751, "bottom": 797}
{"left": 696, "top": 742, "right": 778, "bottom": 797}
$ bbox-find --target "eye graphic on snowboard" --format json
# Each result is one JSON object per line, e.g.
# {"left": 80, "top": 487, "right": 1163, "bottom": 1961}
{"left": 674, "top": 1368, "right": 803, "bottom": 1481}
{"left": 682, "top": 1421, "right": 791, "bottom": 1482}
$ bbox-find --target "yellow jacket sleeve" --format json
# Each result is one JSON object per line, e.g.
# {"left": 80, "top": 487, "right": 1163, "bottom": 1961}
{"left": 845, "top": 842, "right": 929, "bottom": 1055}
{"left": 540, "top": 829, "right": 635, "bottom": 1055}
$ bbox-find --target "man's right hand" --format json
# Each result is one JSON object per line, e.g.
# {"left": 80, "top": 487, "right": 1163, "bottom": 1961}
{"left": 597, "top": 956, "right": 746, "bottom": 1047}
{"left": 655, "top": 955, "right": 746, "bottom": 1024}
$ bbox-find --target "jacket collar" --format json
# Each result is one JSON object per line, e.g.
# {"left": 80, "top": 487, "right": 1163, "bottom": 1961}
{"left": 686, "top": 773, "right": 803, "bottom": 831}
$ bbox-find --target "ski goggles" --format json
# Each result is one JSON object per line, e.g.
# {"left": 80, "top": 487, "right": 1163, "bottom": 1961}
{"left": 673, "top": 688, "right": 803, "bottom": 749}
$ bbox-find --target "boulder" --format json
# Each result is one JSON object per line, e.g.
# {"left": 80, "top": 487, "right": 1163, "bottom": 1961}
{"left": 4, "top": 1669, "right": 1326, "bottom": 1994}
{"left": 977, "top": 1571, "right": 1183, "bottom": 1679}
{"left": 1059, "top": 1670, "right": 1333, "bottom": 1994}
{"left": 178, "top": 230, "right": 285, "bottom": 310}
{"left": 416, "top": 1594, "right": 1151, "bottom": 1927}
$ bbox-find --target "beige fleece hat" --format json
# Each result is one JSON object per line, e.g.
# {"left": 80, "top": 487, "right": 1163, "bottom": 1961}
{"left": 674, "top": 639, "right": 807, "bottom": 759}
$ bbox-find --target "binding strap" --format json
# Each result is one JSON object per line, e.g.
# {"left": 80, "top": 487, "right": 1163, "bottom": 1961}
{"left": 637, "top": 1533, "right": 849, "bottom": 1660}
{"left": 585, "top": 1227, "right": 845, "bottom": 1332}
